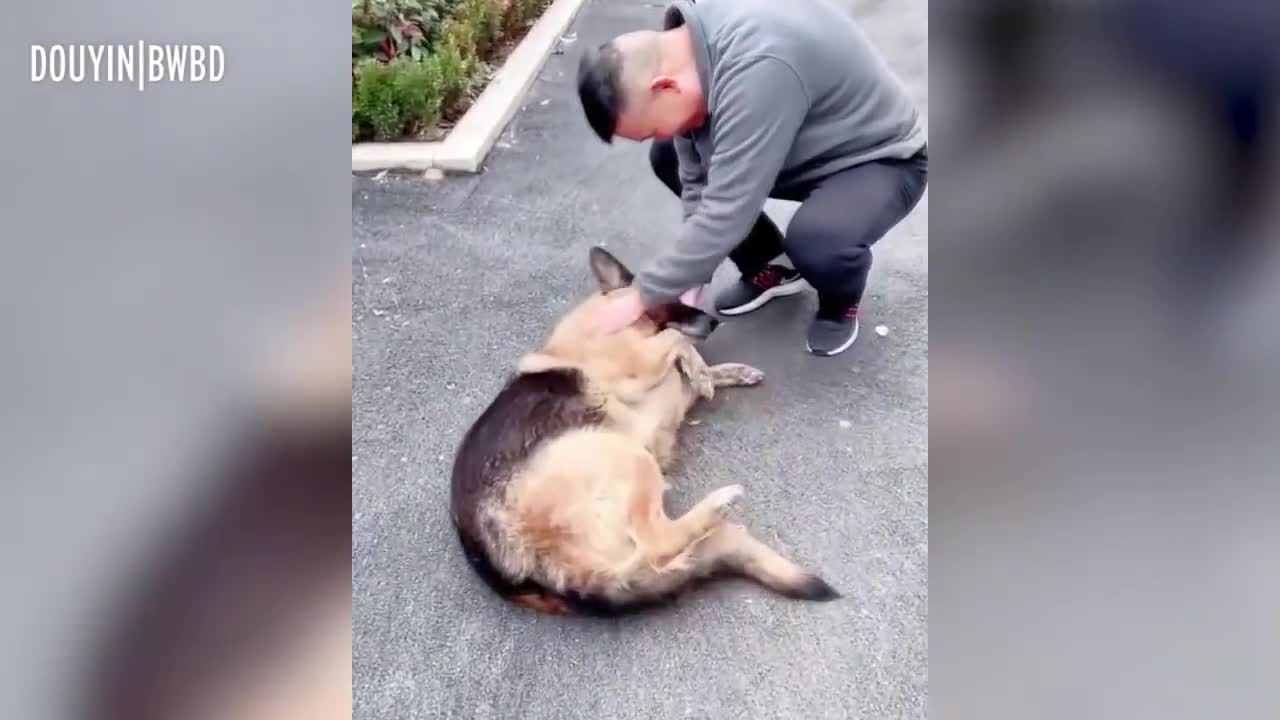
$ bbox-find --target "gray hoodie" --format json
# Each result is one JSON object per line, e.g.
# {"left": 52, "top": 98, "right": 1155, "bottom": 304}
{"left": 634, "top": 0, "right": 926, "bottom": 307}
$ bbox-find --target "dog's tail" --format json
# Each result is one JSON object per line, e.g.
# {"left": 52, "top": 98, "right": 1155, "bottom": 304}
{"left": 702, "top": 523, "right": 841, "bottom": 601}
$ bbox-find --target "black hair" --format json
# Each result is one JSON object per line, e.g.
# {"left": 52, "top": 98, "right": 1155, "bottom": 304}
{"left": 577, "top": 42, "right": 625, "bottom": 144}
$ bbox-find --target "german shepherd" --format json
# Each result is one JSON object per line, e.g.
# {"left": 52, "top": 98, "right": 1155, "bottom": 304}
{"left": 449, "top": 246, "right": 840, "bottom": 615}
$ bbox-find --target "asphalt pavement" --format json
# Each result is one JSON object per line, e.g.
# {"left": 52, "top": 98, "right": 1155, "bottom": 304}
{"left": 352, "top": 0, "right": 928, "bottom": 717}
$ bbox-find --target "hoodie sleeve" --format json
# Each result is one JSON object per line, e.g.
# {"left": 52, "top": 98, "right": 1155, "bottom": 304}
{"left": 635, "top": 56, "right": 809, "bottom": 307}
{"left": 673, "top": 134, "right": 705, "bottom": 221}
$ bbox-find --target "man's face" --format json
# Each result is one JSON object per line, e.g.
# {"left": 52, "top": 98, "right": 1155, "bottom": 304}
{"left": 613, "top": 76, "right": 702, "bottom": 142}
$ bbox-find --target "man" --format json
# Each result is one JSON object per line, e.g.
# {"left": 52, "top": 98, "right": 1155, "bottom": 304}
{"left": 576, "top": 0, "right": 927, "bottom": 356}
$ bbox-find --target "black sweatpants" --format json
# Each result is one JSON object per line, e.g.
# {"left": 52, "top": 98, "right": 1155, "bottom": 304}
{"left": 649, "top": 140, "right": 928, "bottom": 317}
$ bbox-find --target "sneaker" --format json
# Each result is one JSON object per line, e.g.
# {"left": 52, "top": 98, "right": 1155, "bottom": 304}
{"left": 806, "top": 304, "right": 860, "bottom": 356}
{"left": 714, "top": 264, "right": 808, "bottom": 316}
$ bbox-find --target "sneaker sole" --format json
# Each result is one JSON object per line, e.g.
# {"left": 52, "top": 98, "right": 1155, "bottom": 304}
{"left": 807, "top": 321, "right": 859, "bottom": 357}
{"left": 717, "top": 278, "right": 809, "bottom": 316}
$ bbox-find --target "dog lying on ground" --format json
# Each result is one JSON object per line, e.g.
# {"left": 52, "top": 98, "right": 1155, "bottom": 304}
{"left": 449, "top": 247, "right": 839, "bottom": 615}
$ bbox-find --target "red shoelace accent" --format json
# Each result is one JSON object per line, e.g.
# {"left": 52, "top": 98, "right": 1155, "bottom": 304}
{"left": 750, "top": 267, "right": 782, "bottom": 290}
{"left": 843, "top": 304, "right": 860, "bottom": 320}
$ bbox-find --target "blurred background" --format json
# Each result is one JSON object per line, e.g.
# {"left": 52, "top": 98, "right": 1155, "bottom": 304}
{"left": 930, "top": 0, "right": 1278, "bottom": 718}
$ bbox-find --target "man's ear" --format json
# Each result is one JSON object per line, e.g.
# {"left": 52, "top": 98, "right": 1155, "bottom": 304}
{"left": 588, "top": 246, "right": 635, "bottom": 292}
{"left": 651, "top": 75, "right": 679, "bottom": 93}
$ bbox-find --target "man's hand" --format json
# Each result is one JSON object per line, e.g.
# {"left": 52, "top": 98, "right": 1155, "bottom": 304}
{"left": 592, "top": 287, "right": 648, "bottom": 334}
{"left": 679, "top": 285, "right": 704, "bottom": 307}
{"left": 592, "top": 285, "right": 706, "bottom": 335}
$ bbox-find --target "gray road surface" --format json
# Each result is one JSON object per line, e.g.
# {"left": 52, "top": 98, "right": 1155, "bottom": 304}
{"left": 352, "top": 1, "right": 928, "bottom": 718}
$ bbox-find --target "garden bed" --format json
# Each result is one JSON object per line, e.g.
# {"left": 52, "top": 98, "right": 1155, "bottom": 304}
{"left": 351, "top": 0, "right": 555, "bottom": 145}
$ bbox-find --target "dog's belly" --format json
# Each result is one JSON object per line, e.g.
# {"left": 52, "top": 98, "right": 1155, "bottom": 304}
{"left": 505, "top": 428, "right": 659, "bottom": 589}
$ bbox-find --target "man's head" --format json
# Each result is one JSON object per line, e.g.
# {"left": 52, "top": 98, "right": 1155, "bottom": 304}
{"left": 576, "top": 29, "right": 705, "bottom": 143}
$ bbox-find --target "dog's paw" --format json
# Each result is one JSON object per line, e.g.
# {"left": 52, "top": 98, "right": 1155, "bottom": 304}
{"left": 708, "top": 484, "right": 745, "bottom": 516}
{"left": 711, "top": 363, "right": 765, "bottom": 387}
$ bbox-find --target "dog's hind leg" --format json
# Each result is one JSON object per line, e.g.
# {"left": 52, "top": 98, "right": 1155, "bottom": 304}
{"left": 616, "top": 518, "right": 842, "bottom": 607}
{"left": 623, "top": 451, "right": 743, "bottom": 570}
{"left": 691, "top": 523, "right": 841, "bottom": 601}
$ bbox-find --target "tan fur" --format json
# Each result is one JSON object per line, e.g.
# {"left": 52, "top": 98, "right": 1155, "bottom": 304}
{"left": 489, "top": 282, "right": 835, "bottom": 610}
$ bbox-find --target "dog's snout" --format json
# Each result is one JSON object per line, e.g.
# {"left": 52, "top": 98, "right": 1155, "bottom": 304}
{"left": 659, "top": 300, "right": 721, "bottom": 340}
{"left": 683, "top": 312, "right": 719, "bottom": 340}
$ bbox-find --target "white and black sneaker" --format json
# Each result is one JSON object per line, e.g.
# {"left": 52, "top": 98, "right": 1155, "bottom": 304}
{"left": 806, "top": 304, "right": 860, "bottom": 356}
{"left": 714, "top": 264, "right": 808, "bottom": 316}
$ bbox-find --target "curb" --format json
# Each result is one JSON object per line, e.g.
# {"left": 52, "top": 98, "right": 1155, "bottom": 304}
{"left": 352, "top": 0, "right": 589, "bottom": 174}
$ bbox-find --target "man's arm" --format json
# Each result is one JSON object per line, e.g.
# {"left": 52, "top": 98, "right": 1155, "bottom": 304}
{"left": 635, "top": 57, "right": 809, "bottom": 307}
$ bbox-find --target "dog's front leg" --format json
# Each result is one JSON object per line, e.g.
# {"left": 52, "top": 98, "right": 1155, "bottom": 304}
{"left": 675, "top": 344, "right": 716, "bottom": 401}
{"left": 612, "top": 328, "right": 688, "bottom": 403}
{"left": 706, "top": 363, "right": 766, "bottom": 388}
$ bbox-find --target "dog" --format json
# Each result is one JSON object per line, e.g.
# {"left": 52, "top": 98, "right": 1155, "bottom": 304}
{"left": 449, "top": 246, "right": 840, "bottom": 615}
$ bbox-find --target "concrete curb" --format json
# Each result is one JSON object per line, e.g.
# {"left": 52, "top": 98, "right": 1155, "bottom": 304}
{"left": 351, "top": 0, "right": 589, "bottom": 174}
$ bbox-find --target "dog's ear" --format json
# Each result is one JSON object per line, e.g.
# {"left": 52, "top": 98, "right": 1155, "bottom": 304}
{"left": 588, "top": 246, "right": 634, "bottom": 292}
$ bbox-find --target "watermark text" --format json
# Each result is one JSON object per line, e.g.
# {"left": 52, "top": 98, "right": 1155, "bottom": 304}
{"left": 31, "top": 43, "right": 225, "bottom": 90}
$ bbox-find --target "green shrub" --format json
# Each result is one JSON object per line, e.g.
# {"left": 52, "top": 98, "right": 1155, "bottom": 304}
{"left": 463, "top": 0, "right": 504, "bottom": 56}
{"left": 501, "top": 0, "right": 548, "bottom": 40}
{"left": 438, "top": 16, "right": 479, "bottom": 63}
{"left": 519, "top": 0, "right": 548, "bottom": 25}
{"left": 352, "top": 55, "right": 446, "bottom": 141}
{"left": 351, "top": 0, "right": 552, "bottom": 141}
{"left": 432, "top": 38, "right": 473, "bottom": 111}
{"left": 394, "top": 55, "right": 445, "bottom": 134}
{"left": 352, "top": 0, "right": 448, "bottom": 62}
{"left": 498, "top": 0, "right": 521, "bottom": 36}
{"left": 352, "top": 58, "right": 402, "bottom": 141}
